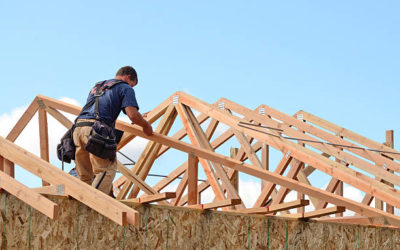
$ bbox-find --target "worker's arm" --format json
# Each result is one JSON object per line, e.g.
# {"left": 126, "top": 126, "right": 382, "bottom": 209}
{"left": 125, "top": 106, "right": 153, "bottom": 136}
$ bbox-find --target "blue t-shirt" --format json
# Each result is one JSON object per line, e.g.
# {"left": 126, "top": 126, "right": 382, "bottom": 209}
{"left": 78, "top": 79, "right": 139, "bottom": 126}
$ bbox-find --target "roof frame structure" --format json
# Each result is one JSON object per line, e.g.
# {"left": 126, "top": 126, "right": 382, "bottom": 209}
{"left": 0, "top": 92, "right": 399, "bottom": 228}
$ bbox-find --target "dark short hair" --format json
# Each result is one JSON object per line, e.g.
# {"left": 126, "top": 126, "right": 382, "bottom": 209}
{"left": 116, "top": 66, "right": 138, "bottom": 81}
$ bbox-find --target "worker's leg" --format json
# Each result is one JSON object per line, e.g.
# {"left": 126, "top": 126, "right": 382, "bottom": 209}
{"left": 73, "top": 122, "right": 94, "bottom": 185}
{"left": 90, "top": 154, "right": 117, "bottom": 194}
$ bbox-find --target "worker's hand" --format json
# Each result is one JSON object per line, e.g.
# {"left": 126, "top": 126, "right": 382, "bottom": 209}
{"left": 142, "top": 112, "right": 150, "bottom": 119}
{"left": 143, "top": 123, "right": 153, "bottom": 136}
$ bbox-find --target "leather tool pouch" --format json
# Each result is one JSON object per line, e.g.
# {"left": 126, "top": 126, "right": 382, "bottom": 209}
{"left": 57, "top": 126, "right": 76, "bottom": 163}
{"left": 85, "top": 120, "right": 117, "bottom": 161}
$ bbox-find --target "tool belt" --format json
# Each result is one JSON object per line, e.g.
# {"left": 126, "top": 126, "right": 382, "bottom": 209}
{"left": 84, "top": 120, "right": 117, "bottom": 161}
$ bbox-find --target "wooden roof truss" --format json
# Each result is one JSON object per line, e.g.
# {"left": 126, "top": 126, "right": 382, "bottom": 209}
{"left": 0, "top": 92, "right": 399, "bottom": 227}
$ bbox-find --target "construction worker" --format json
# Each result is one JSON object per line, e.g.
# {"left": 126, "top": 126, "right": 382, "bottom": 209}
{"left": 73, "top": 66, "right": 153, "bottom": 195}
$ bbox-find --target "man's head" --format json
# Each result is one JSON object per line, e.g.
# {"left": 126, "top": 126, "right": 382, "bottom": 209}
{"left": 115, "top": 66, "right": 138, "bottom": 87}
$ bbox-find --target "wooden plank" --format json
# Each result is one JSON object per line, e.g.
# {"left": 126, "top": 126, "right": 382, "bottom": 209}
{"left": 175, "top": 103, "right": 226, "bottom": 201}
{"left": 0, "top": 136, "right": 138, "bottom": 226}
{"left": 128, "top": 105, "right": 177, "bottom": 199}
{"left": 3, "top": 160, "right": 14, "bottom": 178}
{"left": 31, "top": 185, "right": 69, "bottom": 198}
{"left": 281, "top": 206, "right": 346, "bottom": 219}
{"left": 122, "top": 192, "right": 176, "bottom": 204}
{"left": 0, "top": 170, "right": 59, "bottom": 219}
{"left": 261, "top": 145, "right": 269, "bottom": 190}
{"left": 187, "top": 153, "right": 199, "bottom": 205}
{"left": 114, "top": 118, "right": 400, "bottom": 227}
{"left": 254, "top": 155, "right": 293, "bottom": 207}
{"left": 117, "top": 162, "right": 162, "bottom": 197}
{"left": 45, "top": 106, "right": 74, "bottom": 128}
{"left": 184, "top": 105, "right": 242, "bottom": 205}
{"left": 270, "top": 160, "right": 304, "bottom": 206}
{"left": 385, "top": 130, "right": 394, "bottom": 214}
{"left": 237, "top": 199, "right": 309, "bottom": 214}
{"left": 0, "top": 156, "right": 3, "bottom": 172}
{"left": 230, "top": 148, "right": 239, "bottom": 191}
{"left": 156, "top": 113, "right": 210, "bottom": 158}
{"left": 315, "top": 215, "right": 391, "bottom": 227}
{"left": 298, "top": 110, "right": 400, "bottom": 161}
{"left": 117, "top": 97, "right": 172, "bottom": 150}
{"left": 170, "top": 171, "right": 188, "bottom": 206}
{"left": 118, "top": 104, "right": 177, "bottom": 199}
{"left": 38, "top": 109, "right": 50, "bottom": 186}
{"left": 7, "top": 98, "right": 39, "bottom": 142}
{"left": 151, "top": 163, "right": 187, "bottom": 192}
{"left": 188, "top": 199, "right": 242, "bottom": 210}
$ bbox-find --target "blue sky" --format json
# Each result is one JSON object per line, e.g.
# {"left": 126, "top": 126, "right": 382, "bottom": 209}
{"left": 0, "top": 1, "right": 399, "bottom": 206}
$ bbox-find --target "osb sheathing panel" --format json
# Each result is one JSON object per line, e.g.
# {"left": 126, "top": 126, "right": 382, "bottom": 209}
{"left": 1, "top": 193, "right": 400, "bottom": 249}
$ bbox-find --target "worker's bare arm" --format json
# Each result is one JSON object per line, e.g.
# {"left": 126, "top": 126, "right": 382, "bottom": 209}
{"left": 125, "top": 106, "right": 153, "bottom": 136}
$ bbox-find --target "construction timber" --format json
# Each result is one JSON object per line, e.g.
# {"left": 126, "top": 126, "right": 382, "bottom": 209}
{"left": 1, "top": 92, "right": 400, "bottom": 248}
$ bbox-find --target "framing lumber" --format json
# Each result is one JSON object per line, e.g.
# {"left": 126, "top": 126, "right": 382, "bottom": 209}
{"left": 38, "top": 108, "right": 50, "bottom": 186}
{"left": 281, "top": 206, "right": 346, "bottom": 219}
{"left": 297, "top": 110, "right": 400, "bottom": 162}
{"left": 188, "top": 198, "right": 242, "bottom": 210}
{"left": 237, "top": 199, "right": 309, "bottom": 214}
{"left": 122, "top": 192, "right": 176, "bottom": 204}
{"left": 31, "top": 185, "right": 69, "bottom": 198}
{"left": 127, "top": 104, "right": 177, "bottom": 199}
{"left": 170, "top": 171, "right": 188, "bottom": 206}
{"left": 0, "top": 136, "right": 139, "bottom": 226}
{"left": 118, "top": 104, "right": 177, "bottom": 199}
{"left": 187, "top": 153, "right": 199, "bottom": 205}
{"left": 0, "top": 170, "right": 59, "bottom": 219}
{"left": 175, "top": 103, "right": 226, "bottom": 201}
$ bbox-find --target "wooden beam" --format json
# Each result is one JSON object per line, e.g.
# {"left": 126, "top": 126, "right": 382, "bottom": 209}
{"left": 7, "top": 98, "right": 39, "bottom": 142}
{"left": 0, "top": 136, "right": 139, "bottom": 226}
{"left": 0, "top": 170, "right": 59, "bottom": 219}
{"left": 230, "top": 148, "right": 239, "bottom": 191}
{"left": 38, "top": 109, "right": 50, "bottom": 186}
{"left": 31, "top": 185, "right": 69, "bottom": 198}
{"left": 175, "top": 103, "right": 226, "bottom": 201}
{"left": 151, "top": 163, "right": 188, "bottom": 192}
{"left": 45, "top": 106, "right": 73, "bottom": 128}
{"left": 237, "top": 199, "right": 309, "bottom": 214}
{"left": 297, "top": 110, "right": 400, "bottom": 162}
{"left": 118, "top": 104, "right": 177, "bottom": 199}
{"left": 188, "top": 198, "right": 242, "bottom": 210}
{"left": 117, "top": 97, "right": 172, "bottom": 150}
{"left": 122, "top": 192, "right": 176, "bottom": 204}
{"left": 117, "top": 162, "right": 164, "bottom": 198}
{"left": 127, "top": 104, "right": 177, "bottom": 199}
{"left": 315, "top": 215, "right": 394, "bottom": 227}
{"left": 261, "top": 144, "right": 269, "bottom": 190}
{"left": 385, "top": 130, "right": 395, "bottom": 214}
{"left": 187, "top": 153, "right": 199, "bottom": 205}
{"left": 170, "top": 171, "right": 188, "bottom": 206}
{"left": 281, "top": 206, "right": 346, "bottom": 219}
{"left": 254, "top": 155, "right": 293, "bottom": 207}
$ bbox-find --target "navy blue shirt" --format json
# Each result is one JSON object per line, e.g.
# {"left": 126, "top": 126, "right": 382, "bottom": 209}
{"left": 78, "top": 79, "right": 139, "bottom": 126}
